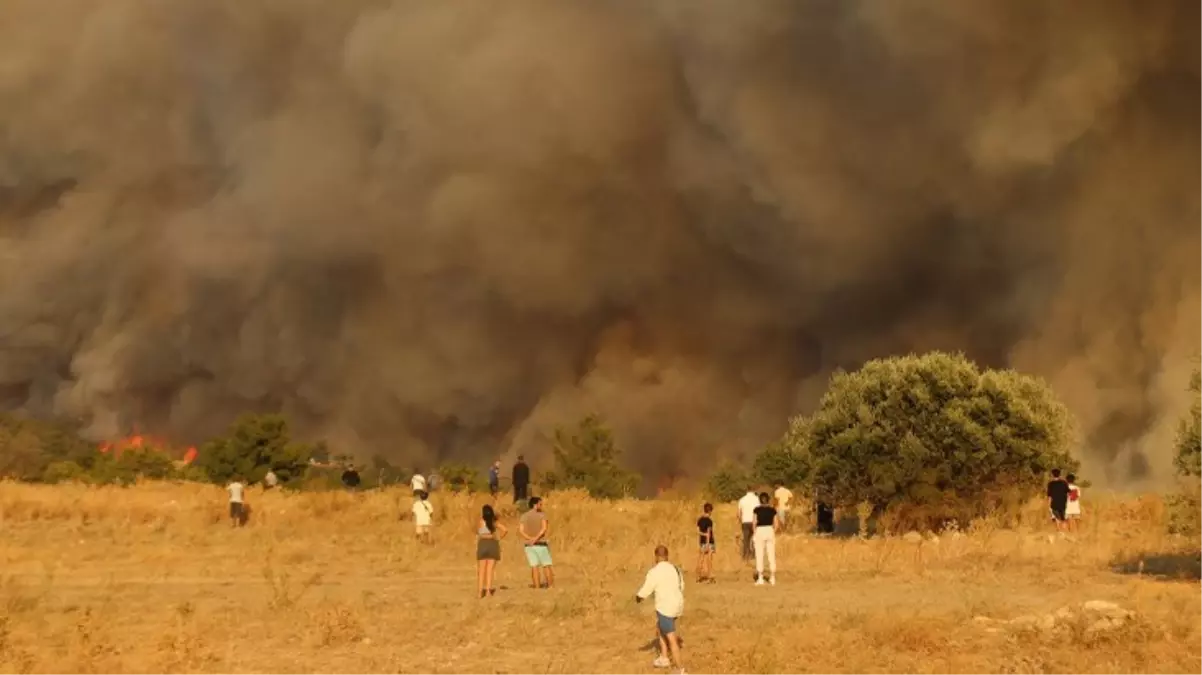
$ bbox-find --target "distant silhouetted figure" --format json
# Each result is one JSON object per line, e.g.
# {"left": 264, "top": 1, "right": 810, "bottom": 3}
{"left": 512, "top": 456, "right": 530, "bottom": 504}
{"left": 816, "top": 502, "right": 835, "bottom": 534}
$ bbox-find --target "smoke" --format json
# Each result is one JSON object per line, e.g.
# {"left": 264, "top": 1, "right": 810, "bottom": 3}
{"left": 0, "top": 0, "right": 1197, "bottom": 487}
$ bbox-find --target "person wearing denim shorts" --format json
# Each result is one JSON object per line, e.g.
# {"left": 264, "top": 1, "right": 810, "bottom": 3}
{"left": 519, "top": 497, "right": 554, "bottom": 589}
{"left": 636, "top": 545, "right": 686, "bottom": 673}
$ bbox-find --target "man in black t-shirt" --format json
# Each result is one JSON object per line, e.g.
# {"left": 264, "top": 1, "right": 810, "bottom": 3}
{"left": 1046, "top": 468, "right": 1069, "bottom": 531}
{"left": 696, "top": 502, "right": 715, "bottom": 583}
{"left": 512, "top": 456, "right": 530, "bottom": 504}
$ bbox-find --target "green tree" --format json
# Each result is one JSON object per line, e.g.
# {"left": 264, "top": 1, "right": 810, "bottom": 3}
{"left": 705, "top": 461, "right": 750, "bottom": 503}
{"left": 1174, "top": 365, "right": 1200, "bottom": 478}
{"left": 0, "top": 414, "right": 98, "bottom": 481}
{"left": 550, "top": 414, "right": 640, "bottom": 500}
{"left": 786, "top": 352, "right": 1077, "bottom": 525}
{"left": 194, "top": 414, "right": 315, "bottom": 485}
{"left": 752, "top": 437, "right": 811, "bottom": 489}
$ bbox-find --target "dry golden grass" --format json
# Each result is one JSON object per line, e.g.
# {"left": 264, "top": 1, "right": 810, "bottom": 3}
{"left": 0, "top": 481, "right": 1197, "bottom": 673}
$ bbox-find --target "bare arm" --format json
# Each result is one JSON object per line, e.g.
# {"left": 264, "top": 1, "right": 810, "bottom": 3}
{"left": 496, "top": 522, "right": 508, "bottom": 540}
{"left": 635, "top": 569, "right": 655, "bottom": 602}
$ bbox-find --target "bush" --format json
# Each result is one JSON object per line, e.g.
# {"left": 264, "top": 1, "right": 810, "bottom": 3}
{"left": 438, "top": 462, "right": 482, "bottom": 493}
{"left": 550, "top": 415, "right": 640, "bottom": 500}
{"left": 1168, "top": 363, "right": 1201, "bottom": 536}
{"left": 786, "top": 352, "right": 1078, "bottom": 527}
{"left": 42, "top": 460, "right": 87, "bottom": 484}
{"left": 194, "top": 414, "right": 315, "bottom": 486}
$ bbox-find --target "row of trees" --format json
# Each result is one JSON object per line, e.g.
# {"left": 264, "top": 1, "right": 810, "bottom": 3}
{"left": 2, "top": 352, "right": 1198, "bottom": 530}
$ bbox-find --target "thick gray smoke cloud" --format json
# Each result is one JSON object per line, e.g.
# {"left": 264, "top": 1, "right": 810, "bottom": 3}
{"left": 0, "top": 0, "right": 1197, "bottom": 487}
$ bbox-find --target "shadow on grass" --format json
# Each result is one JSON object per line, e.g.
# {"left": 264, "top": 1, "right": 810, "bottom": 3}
{"left": 1111, "top": 551, "right": 1201, "bottom": 581}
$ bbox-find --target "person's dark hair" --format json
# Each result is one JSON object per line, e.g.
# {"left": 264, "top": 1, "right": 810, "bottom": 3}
{"left": 1051, "top": 468, "right": 1061, "bottom": 478}
{"left": 528, "top": 496, "right": 541, "bottom": 509}
{"left": 703, "top": 502, "right": 713, "bottom": 514}
{"left": 482, "top": 505, "right": 497, "bottom": 533}
{"left": 418, "top": 490, "right": 428, "bottom": 500}
{"left": 1066, "top": 473, "right": 1076, "bottom": 482}
{"left": 759, "top": 492, "right": 771, "bottom": 505}
{"left": 654, "top": 544, "right": 669, "bottom": 559}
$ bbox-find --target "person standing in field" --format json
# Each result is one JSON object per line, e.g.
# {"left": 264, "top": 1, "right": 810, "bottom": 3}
{"left": 512, "top": 455, "right": 530, "bottom": 504}
{"left": 411, "top": 469, "right": 427, "bottom": 497}
{"left": 412, "top": 490, "right": 434, "bottom": 544}
{"left": 752, "top": 492, "right": 780, "bottom": 585}
{"left": 773, "top": 482, "right": 794, "bottom": 531}
{"left": 736, "top": 488, "right": 759, "bottom": 562}
{"left": 227, "top": 476, "right": 246, "bottom": 528}
{"left": 488, "top": 460, "right": 501, "bottom": 498}
{"left": 1046, "top": 468, "right": 1069, "bottom": 532}
{"left": 635, "top": 545, "right": 686, "bottom": 673}
{"left": 1065, "top": 473, "right": 1083, "bottom": 532}
{"left": 696, "top": 503, "right": 715, "bottom": 583}
{"left": 519, "top": 496, "right": 554, "bottom": 588}
{"left": 263, "top": 469, "right": 279, "bottom": 490}
{"left": 476, "top": 504, "right": 507, "bottom": 598}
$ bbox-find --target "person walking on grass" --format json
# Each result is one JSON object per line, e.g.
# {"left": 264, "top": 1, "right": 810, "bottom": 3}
{"left": 737, "top": 488, "right": 758, "bottom": 562}
{"left": 412, "top": 490, "right": 434, "bottom": 544}
{"left": 773, "top": 482, "right": 794, "bottom": 531}
{"left": 1047, "top": 468, "right": 1069, "bottom": 533}
{"left": 696, "top": 503, "right": 716, "bottom": 583}
{"left": 227, "top": 475, "right": 246, "bottom": 528}
{"left": 1065, "top": 473, "right": 1083, "bottom": 532}
{"left": 512, "top": 455, "right": 530, "bottom": 504}
{"left": 635, "top": 545, "right": 686, "bottom": 674}
{"left": 519, "top": 496, "right": 554, "bottom": 588}
{"left": 488, "top": 460, "right": 501, "bottom": 498}
{"left": 476, "top": 504, "right": 507, "bottom": 598}
{"left": 753, "top": 492, "right": 780, "bottom": 585}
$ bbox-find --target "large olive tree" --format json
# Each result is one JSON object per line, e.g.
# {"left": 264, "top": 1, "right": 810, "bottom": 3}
{"left": 783, "top": 352, "right": 1077, "bottom": 524}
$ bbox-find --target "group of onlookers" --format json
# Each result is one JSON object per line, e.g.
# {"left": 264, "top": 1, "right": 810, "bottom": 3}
{"left": 1046, "top": 468, "right": 1083, "bottom": 532}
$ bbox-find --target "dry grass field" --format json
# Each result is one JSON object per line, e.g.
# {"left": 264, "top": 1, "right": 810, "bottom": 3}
{"left": 0, "top": 482, "right": 1197, "bottom": 674}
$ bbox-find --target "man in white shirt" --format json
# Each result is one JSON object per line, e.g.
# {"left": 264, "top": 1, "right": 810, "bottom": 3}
{"left": 412, "top": 490, "right": 434, "bottom": 543}
{"left": 411, "top": 470, "right": 427, "bottom": 496}
{"left": 774, "top": 483, "right": 794, "bottom": 531}
{"left": 635, "top": 545, "right": 685, "bottom": 673}
{"left": 263, "top": 469, "right": 279, "bottom": 490}
{"left": 737, "top": 489, "right": 759, "bottom": 562}
{"left": 227, "top": 477, "right": 246, "bottom": 528}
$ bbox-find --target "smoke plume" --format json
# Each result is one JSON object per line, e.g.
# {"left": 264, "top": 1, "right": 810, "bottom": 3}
{"left": 0, "top": 0, "right": 1197, "bottom": 487}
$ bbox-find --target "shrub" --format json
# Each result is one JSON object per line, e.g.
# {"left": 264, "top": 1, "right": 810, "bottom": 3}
{"left": 550, "top": 415, "right": 640, "bottom": 500}
{"left": 438, "top": 462, "right": 481, "bottom": 494}
{"left": 194, "top": 414, "right": 315, "bottom": 485}
{"left": 42, "top": 460, "right": 87, "bottom": 484}
{"left": 1168, "top": 363, "right": 1201, "bottom": 537}
{"left": 786, "top": 352, "right": 1077, "bottom": 527}
{"left": 705, "top": 461, "right": 750, "bottom": 503}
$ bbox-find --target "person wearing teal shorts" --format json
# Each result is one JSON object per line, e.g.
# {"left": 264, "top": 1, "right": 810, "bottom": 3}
{"left": 519, "top": 496, "right": 554, "bottom": 588}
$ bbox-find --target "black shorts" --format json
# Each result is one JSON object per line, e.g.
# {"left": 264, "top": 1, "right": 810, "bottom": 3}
{"left": 229, "top": 502, "right": 244, "bottom": 518}
{"left": 1050, "top": 505, "right": 1066, "bottom": 521}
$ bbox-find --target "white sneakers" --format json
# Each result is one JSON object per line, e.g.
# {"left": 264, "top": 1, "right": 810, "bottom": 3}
{"left": 653, "top": 656, "right": 671, "bottom": 668}
{"left": 770, "top": 577, "right": 776, "bottom": 586}
{"left": 754, "top": 576, "right": 777, "bottom": 586}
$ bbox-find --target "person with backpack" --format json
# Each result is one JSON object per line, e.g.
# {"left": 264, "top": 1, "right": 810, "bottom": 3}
{"left": 635, "top": 545, "right": 686, "bottom": 673}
